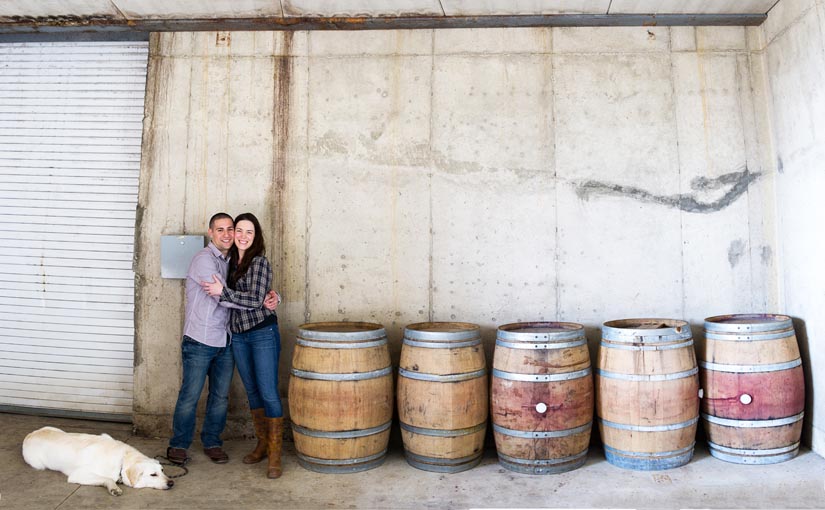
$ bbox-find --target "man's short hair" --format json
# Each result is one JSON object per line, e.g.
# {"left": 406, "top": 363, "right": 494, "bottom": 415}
{"left": 208, "top": 212, "right": 233, "bottom": 229}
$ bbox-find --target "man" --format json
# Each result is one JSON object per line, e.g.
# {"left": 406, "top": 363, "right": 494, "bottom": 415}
{"left": 167, "top": 212, "right": 279, "bottom": 465}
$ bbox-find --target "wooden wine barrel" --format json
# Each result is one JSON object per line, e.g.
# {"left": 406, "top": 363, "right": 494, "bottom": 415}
{"left": 596, "top": 318, "right": 699, "bottom": 470}
{"left": 397, "top": 322, "right": 488, "bottom": 473}
{"left": 700, "top": 314, "right": 805, "bottom": 464}
{"left": 288, "top": 322, "right": 393, "bottom": 473}
{"left": 491, "top": 322, "right": 594, "bottom": 474}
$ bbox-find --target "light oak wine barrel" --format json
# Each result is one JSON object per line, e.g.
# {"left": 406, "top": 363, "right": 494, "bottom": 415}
{"left": 288, "top": 322, "right": 393, "bottom": 473}
{"left": 397, "top": 322, "right": 488, "bottom": 473}
{"left": 596, "top": 318, "right": 699, "bottom": 470}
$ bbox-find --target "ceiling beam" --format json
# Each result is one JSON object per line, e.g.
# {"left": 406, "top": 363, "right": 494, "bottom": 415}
{"left": 0, "top": 13, "right": 766, "bottom": 35}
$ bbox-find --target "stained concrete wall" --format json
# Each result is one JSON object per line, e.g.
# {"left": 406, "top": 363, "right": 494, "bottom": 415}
{"left": 134, "top": 27, "right": 779, "bottom": 439}
{"left": 761, "top": 0, "right": 825, "bottom": 455}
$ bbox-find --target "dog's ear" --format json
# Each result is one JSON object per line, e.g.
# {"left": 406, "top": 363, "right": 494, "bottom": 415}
{"left": 120, "top": 450, "right": 144, "bottom": 487}
{"left": 122, "top": 465, "right": 141, "bottom": 487}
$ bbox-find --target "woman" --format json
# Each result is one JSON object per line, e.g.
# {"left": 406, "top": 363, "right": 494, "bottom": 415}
{"left": 202, "top": 212, "right": 283, "bottom": 479}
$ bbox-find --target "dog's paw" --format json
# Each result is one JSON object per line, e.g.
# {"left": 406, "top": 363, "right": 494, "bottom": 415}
{"left": 109, "top": 486, "right": 123, "bottom": 497}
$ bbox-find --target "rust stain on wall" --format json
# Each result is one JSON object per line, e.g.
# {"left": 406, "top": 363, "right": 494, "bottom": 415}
{"left": 4, "top": 14, "right": 120, "bottom": 25}
{"left": 271, "top": 32, "right": 293, "bottom": 296}
{"left": 133, "top": 51, "right": 167, "bottom": 370}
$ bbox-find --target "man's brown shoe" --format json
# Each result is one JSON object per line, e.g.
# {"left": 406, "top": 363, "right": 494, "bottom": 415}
{"left": 166, "top": 447, "right": 189, "bottom": 465}
{"left": 203, "top": 447, "right": 229, "bottom": 464}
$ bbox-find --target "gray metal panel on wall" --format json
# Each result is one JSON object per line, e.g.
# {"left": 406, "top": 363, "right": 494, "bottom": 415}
{"left": 0, "top": 40, "right": 148, "bottom": 421}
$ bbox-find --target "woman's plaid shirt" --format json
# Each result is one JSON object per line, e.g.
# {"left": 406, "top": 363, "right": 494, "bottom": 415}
{"left": 220, "top": 255, "right": 275, "bottom": 333}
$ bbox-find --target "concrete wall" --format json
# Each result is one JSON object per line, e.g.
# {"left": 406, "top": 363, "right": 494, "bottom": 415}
{"left": 761, "top": 0, "right": 825, "bottom": 454}
{"left": 134, "top": 27, "right": 779, "bottom": 439}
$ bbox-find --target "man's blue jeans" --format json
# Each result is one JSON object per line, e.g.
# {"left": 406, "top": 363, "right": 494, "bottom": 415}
{"left": 232, "top": 324, "right": 283, "bottom": 418}
{"left": 169, "top": 336, "right": 234, "bottom": 449}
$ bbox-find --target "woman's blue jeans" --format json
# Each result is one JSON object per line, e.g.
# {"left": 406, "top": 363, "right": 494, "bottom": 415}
{"left": 169, "top": 336, "right": 234, "bottom": 449}
{"left": 232, "top": 324, "right": 283, "bottom": 418}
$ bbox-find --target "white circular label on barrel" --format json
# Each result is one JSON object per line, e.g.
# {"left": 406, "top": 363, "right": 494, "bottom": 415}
{"left": 740, "top": 394, "right": 753, "bottom": 405}
{"left": 698, "top": 388, "right": 704, "bottom": 399}
{"left": 535, "top": 403, "right": 548, "bottom": 413}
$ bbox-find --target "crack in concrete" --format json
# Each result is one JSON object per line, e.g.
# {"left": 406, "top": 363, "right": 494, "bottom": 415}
{"left": 574, "top": 166, "right": 761, "bottom": 214}
{"left": 54, "top": 485, "right": 80, "bottom": 509}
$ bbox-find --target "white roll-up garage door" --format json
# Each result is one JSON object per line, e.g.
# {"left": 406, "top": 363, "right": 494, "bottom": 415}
{"left": 0, "top": 40, "right": 148, "bottom": 421}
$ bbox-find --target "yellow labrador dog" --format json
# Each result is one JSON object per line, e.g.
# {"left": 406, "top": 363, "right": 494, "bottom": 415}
{"left": 23, "top": 426, "right": 174, "bottom": 496}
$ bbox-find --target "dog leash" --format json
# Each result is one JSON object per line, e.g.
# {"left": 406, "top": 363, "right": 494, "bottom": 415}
{"left": 155, "top": 455, "right": 189, "bottom": 479}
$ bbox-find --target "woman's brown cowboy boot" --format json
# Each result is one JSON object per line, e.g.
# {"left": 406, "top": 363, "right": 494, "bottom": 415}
{"left": 266, "top": 417, "right": 284, "bottom": 479}
{"left": 243, "top": 408, "right": 268, "bottom": 464}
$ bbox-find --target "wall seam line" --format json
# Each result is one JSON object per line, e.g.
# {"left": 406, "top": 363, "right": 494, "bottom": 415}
{"left": 817, "top": 1, "right": 825, "bottom": 62}
{"left": 550, "top": 28, "right": 561, "bottom": 322}
{"left": 182, "top": 36, "right": 195, "bottom": 235}
{"left": 765, "top": 2, "right": 818, "bottom": 46}
{"left": 755, "top": 22, "right": 783, "bottom": 313}
{"left": 428, "top": 28, "right": 435, "bottom": 323}
{"left": 224, "top": 51, "right": 231, "bottom": 209}
{"left": 734, "top": 53, "right": 756, "bottom": 311}
{"left": 303, "top": 32, "right": 312, "bottom": 323}
{"left": 669, "top": 27, "right": 687, "bottom": 322}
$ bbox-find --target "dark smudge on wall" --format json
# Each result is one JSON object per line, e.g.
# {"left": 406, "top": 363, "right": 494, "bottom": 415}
{"left": 574, "top": 166, "right": 761, "bottom": 214}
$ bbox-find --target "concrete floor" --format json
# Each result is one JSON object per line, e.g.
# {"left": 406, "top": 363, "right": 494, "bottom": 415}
{"left": 1, "top": 412, "right": 824, "bottom": 510}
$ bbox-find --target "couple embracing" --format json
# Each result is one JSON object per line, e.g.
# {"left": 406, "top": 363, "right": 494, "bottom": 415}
{"left": 167, "top": 212, "right": 284, "bottom": 479}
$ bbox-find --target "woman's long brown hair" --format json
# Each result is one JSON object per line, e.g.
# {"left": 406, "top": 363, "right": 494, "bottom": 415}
{"left": 228, "top": 212, "right": 266, "bottom": 287}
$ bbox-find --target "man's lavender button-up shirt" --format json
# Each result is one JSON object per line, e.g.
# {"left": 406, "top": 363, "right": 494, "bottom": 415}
{"left": 183, "top": 242, "right": 233, "bottom": 347}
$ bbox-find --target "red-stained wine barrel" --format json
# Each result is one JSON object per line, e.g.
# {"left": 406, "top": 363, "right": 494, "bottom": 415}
{"left": 700, "top": 314, "right": 805, "bottom": 464}
{"left": 491, "top": 322, "right": 594, "bottom": 474}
